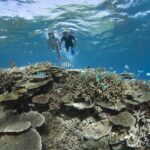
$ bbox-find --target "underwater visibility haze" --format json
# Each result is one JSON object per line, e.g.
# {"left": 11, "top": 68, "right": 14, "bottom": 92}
{"left": 0, "top": 0, "right": 150, "bottom": 79}
{"left": 1, "top": 1, "right": 150, "bottom": 150}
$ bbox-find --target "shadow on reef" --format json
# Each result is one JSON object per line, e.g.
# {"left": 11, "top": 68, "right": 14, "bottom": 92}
{"left": 0, "top": 63, "right": 150, "bottom": 150}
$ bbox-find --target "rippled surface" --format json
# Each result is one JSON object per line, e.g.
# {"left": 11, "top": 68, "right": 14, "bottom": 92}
{"left": 0, "top": 0, "right": 150, "bottom": 79}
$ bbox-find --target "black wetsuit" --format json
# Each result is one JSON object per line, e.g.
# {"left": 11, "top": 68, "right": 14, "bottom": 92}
{"left": 61, "top": 35, "right": 75, "bottom": 50}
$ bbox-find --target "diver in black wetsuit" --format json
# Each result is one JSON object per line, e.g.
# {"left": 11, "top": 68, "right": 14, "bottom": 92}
{"left": 60, "top": 30, "right": 76, "bottom": 55}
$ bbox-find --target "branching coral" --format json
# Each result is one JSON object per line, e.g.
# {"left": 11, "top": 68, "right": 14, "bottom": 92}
{"left": 0, "top": 71, "right": 15, "bottom": 93}
{"left": 96, "top": 72, "right": 127, "bottom": 104}
{"left": 1, "top": 63, "right": 150, "bottom": 150}
{"left": 117, "top": 110, "right": 150, "bottom": 149}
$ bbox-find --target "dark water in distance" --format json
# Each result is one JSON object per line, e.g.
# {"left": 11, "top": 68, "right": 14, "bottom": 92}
{"left": 0, "top": 0, "right": 150, "bottom": 79}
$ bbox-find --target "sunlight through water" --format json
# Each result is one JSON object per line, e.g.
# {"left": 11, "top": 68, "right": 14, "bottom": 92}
{"left": 0, "top": 0, "right": 150, "bottom": 79}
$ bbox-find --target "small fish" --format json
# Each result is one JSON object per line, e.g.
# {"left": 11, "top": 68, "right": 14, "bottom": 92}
{"left": 61, "top": 62, "right": 72, "bottom": 67}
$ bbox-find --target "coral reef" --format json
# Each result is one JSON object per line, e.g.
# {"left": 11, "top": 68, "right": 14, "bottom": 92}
{"left": 21, "top": 111, "right": 45, "bottom": 128}
{"left": 81, "top": 120, "right": 112, "bottom": 140}
{"left": 32, "top": 94, "right": 50, "bottom": 104}
{"left": 0, "top": 110, "right": 31, "bottom": 133}
{"left": 0, "top": 63, "right": 150, "bottom": 150}
{"left": 0, "top": 92, "right": 19, "bottom": 102}
{"left": 110, "top": 111, "right": 136, "bottom": 128}
{"left": 0, "top": 129, "right": 42, "bottom": 150}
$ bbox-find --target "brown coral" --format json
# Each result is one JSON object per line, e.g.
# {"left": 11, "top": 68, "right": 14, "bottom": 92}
{"left": 110, "top": 111, "right": 136, "bottom": 128}
{"left": 32, "top": 94, "right": 50, "bottom": 104}
{"left": 0, "top": 129, "right": 42, "bottom": 150}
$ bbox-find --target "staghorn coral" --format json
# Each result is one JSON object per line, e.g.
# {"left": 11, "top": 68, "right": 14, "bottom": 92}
{"left": 48, "top": 93, "right": 62, "bottom": 113}
{"left": 126, "top": 109, "right": 150, "bottom": 148}
{"left": 96, "top": 71, "right": 127, "bottom": 107}
{"left": 48, "top": 68, "right": 128, "bottom": 114}
{"left": 0, "top": 71, "right": 15, "bottom": 93}
{"left": 60, "top": 69, "right": 99, "bottom": 104}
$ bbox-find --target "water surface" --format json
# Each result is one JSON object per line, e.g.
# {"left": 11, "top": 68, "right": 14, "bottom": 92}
{"left": 0, "top": 0, "right": 150, "bottom": 79}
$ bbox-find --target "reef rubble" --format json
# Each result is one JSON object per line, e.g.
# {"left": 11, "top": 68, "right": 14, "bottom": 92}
{"left": 0, "top": 63, "right": 150, "bottom": 150}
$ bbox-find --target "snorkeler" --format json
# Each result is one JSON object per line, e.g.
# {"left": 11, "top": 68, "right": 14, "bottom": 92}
{"left": 60, "top": 29, "right": 76, "bottom": 55}
{"left": 47, "top": 31, "right": 61, "bottom": 59}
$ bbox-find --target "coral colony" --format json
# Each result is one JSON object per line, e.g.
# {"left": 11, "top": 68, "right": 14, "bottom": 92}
{"left": 0, "top": 63, "right": 150, "bottom": 150}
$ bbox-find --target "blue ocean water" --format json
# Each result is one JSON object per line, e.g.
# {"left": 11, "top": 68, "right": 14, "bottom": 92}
{"left": 0, "top": 0, "right": 150, "bottom": 79}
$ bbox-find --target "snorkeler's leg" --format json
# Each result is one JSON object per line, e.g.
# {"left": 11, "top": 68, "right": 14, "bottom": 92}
{"left": 71, "top": 47, "right": 75, "bottom": 55}
{"left": 55, "top": 46, "right": 61, "bottom": 59}
{"left": 65, "top": 44, "right": 69, "bottom": 52}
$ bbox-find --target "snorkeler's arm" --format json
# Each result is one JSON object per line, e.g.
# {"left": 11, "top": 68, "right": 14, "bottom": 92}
{"left": 60, "top": 37, "right": 64, "bottom": 47}
{"left": 56, "top": 38, "right": 60, "bottom": 45}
